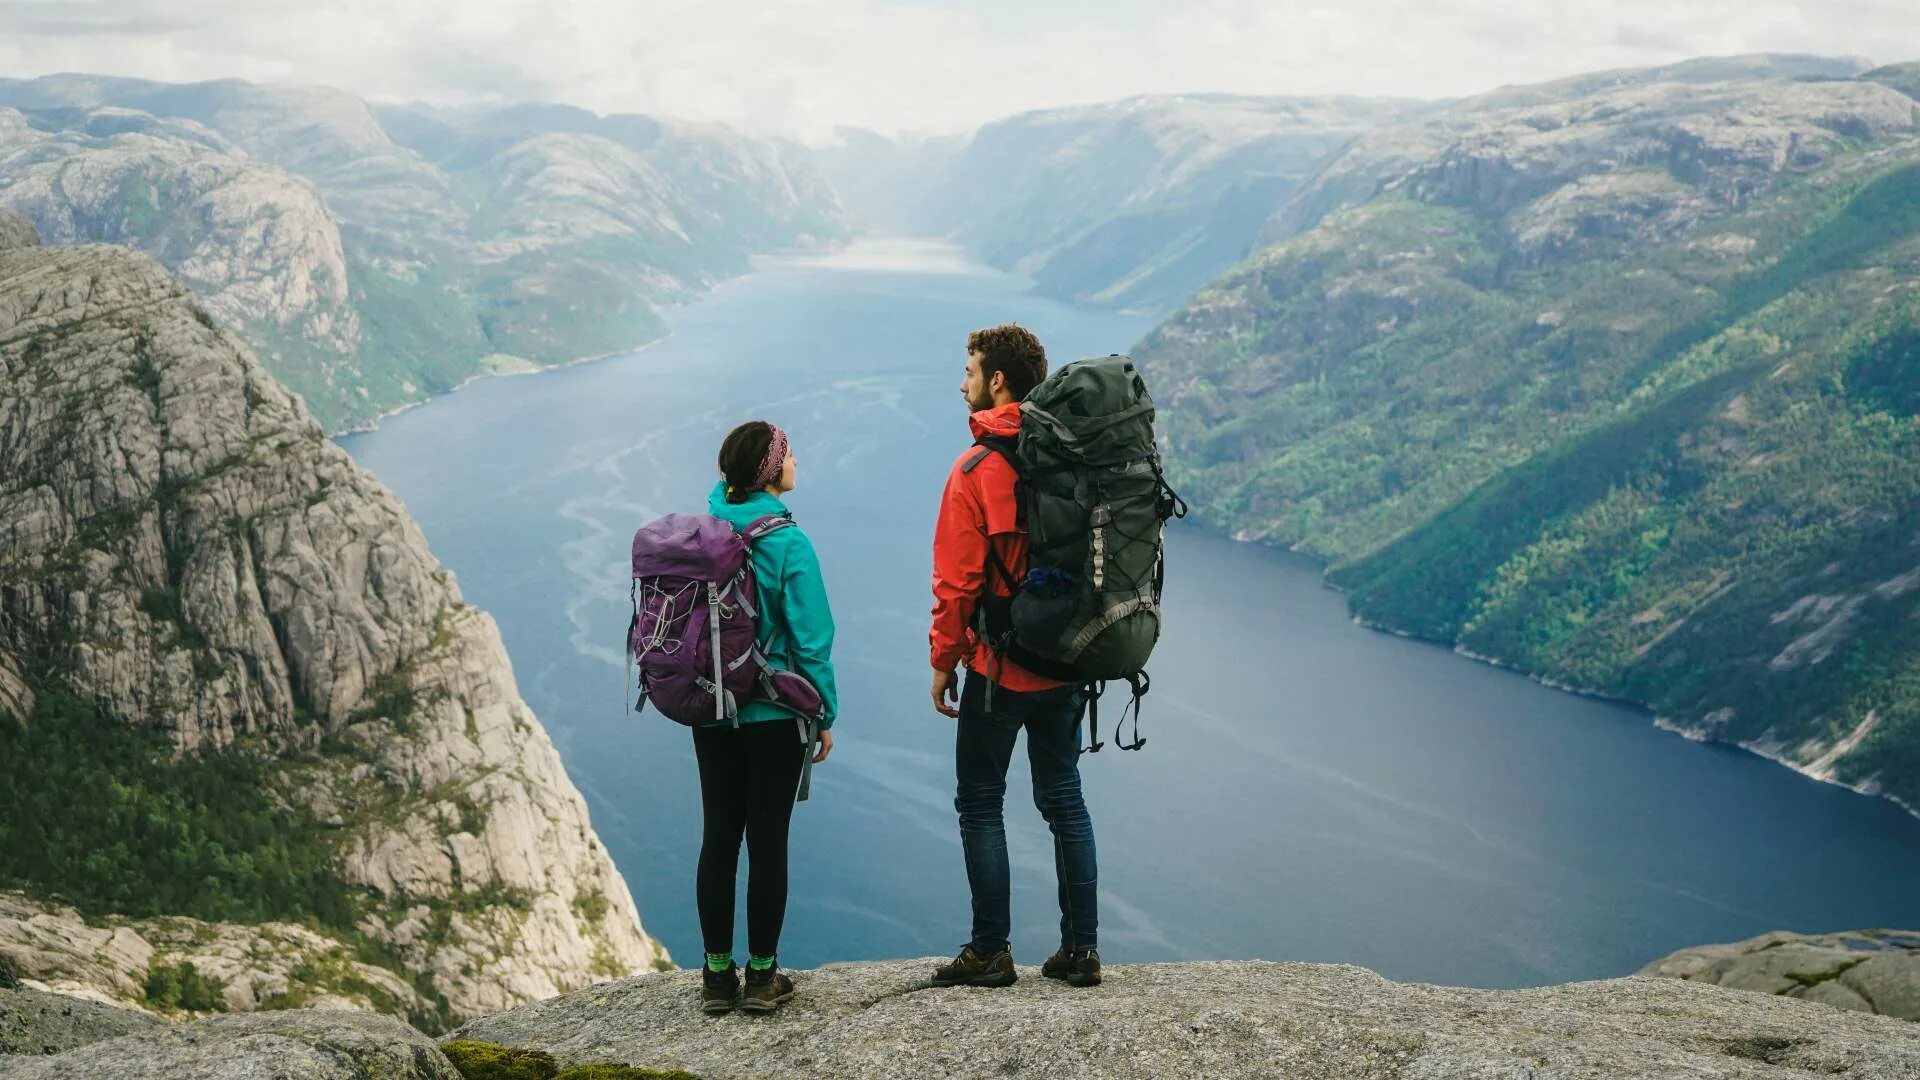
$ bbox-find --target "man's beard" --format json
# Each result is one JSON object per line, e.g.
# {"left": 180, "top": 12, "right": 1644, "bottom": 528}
{"left": 966, "top": 388, "right": 995, "bottom": 412}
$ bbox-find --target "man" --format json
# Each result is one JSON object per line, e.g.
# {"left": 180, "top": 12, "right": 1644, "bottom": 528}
{"left": 927, "top": 324, "right": 1101, "bottom": 989}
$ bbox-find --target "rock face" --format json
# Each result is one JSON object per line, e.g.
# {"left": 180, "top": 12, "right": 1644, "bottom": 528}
{"left": 0, "top": 238, "right": 666, "bottom": 1023}
{"left": 0, "top": 1009, "right": 458, "bottom": 1080}
{"left": 0, "top": 75, "right": 848, "bottom": 431}
{"left": 1135, "top": 58, "right": 1920, "bottom": 809}
{"left": 0, "top": 987, "right": 163, "bottom": 1057}
{"left": 1645, "top": 929, "right": 1920, "bottom": 1020}
{"left": 450, "top": 959, "right": 1920, "bottom": 1079}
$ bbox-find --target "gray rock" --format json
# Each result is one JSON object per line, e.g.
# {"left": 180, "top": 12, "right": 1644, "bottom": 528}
{"left": 1645, "top": 928, "right": 1920, "bottom": 1020}
{"left": 450, "top": 958, "right": 1920, "bottom": 1079}
{"left": 0, "top": 242, "right": 666, "bottom": 1022}
{"left": 0, "top": 987, "right": 163, "bottom": 1057}
{"left": 0, "top": 210, "right": 34, "bottom": 251}
{"left": 0, "top": 1009, "right": 459, "bottom": 1079}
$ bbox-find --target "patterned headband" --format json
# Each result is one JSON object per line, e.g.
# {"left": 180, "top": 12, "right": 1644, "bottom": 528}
{"left": 755, "top": 424, "right": 789, "bottom": 489}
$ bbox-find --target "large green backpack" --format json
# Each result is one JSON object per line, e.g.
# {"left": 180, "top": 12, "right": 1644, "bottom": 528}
{"left": 970, "top": 354, "right": 1186, "bottom": 751}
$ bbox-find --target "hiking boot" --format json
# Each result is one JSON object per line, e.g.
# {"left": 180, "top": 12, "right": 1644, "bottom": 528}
{"left": 740, "top": 964, "right": 795, "bottom": 1013}
{"left": 701, "top": 963, "right": 739, "bottom": 1014}
{"left": 931, "top": 945, "right": 1017, "bottom": 988}
{"left": 1042, "top": 947, "right": 1102, "bottom": 987}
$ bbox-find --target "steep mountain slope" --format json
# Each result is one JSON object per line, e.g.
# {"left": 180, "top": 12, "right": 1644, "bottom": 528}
{"left": 0, "top": 107, "right": 363, "bottom": 394}
{"left": 0, "top": 76, "right": 849, "bottom": 430}
{"left": 909, "top": 95, "right": 1417, "bottom": 312}
{"left": 1137, "top": 65, "right": 1920, "bottom": 806}
{"left": 0, "top": 214, "right": 666, "bottom": 1026}
{"left": 807, "top": 126, "right": 967, "bottom": 234}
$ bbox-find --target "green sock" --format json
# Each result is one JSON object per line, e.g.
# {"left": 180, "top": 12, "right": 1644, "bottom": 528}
{"left": 706, "top": 952, "right": 733, "bottom": 973}
{"left": 747, "top": 953, "right": 776, "bottom": 971}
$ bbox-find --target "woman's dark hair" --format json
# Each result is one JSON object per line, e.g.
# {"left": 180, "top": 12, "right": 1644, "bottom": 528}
{"left": 719, "top": 420, "right": 776, "bottom": 503}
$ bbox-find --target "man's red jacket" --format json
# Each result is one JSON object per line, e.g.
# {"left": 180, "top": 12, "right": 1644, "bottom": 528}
{"left": 929, "top": 402, "right": 1069, "bottom": 693}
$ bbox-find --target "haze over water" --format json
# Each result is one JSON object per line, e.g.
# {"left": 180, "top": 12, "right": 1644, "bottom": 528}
{"left": 342, "top": 239, "right": 1920, "bottom": 986}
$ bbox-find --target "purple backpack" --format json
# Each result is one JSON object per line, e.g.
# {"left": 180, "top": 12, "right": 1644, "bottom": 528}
{"left": 627, "top": 513, "right": 826, "bottom": 732}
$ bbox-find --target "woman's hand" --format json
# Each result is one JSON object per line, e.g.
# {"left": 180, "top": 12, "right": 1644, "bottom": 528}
{"left": 813, "top": 729, "right": 834, "bottom": 764}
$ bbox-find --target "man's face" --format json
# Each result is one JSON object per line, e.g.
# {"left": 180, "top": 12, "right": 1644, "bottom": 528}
{"left": 961, "top": 350, "right": 1000, "bottom": 412}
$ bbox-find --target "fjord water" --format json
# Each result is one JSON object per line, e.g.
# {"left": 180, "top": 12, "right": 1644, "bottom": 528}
{"left": 341, "top": 240, "right": 1920, "bottom": 987}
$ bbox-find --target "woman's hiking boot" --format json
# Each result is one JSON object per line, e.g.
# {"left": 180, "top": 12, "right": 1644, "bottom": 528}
{"left": 701, "top": 963, "right": 740, "bottom": 1014}
{"left": 740, "top": 964, "right": 796, "bottom": 1013}
{"left": 931, "top": 945, "right": 1017, "bottom": 988}
{"left": 1041, "top": 947, "right": 1102, "bottom": 987}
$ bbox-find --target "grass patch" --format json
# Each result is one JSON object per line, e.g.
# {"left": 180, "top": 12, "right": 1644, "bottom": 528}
{"left": 440, "top": 1041, "right": 703, "bottom": 1080}
{"left": 441, "top": 1041, "right": 559, "bottom": 1080}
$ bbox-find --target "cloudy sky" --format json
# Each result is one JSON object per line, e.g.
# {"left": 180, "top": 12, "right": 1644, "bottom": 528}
{"left": 2, "top": 0, "right": 1916, "bottom": 138}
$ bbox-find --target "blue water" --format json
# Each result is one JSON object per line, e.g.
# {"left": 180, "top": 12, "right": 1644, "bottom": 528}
{"left": 341, "top": 239, "right": 1920, "bottom": 987}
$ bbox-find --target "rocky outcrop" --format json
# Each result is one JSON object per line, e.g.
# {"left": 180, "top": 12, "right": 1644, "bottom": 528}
{"left": 449, "top": 959, "right": 1920, "bottom": 1079}
{"left": 1645, "top": 929, "right": 1920, "bottom": 1020}
{"left": 10, "top": 957, "right": 1920, "bottom": 1078}
{"left": 0, "top": 239, "right": 666, "bottom": 1022}
{"left": 0, "top": 987, "right": 162, "bottom": 1057}
{"left": 0, "top": 1009, "right": 458, "bottom": 1079}
{"left": 0, "top": 891, "right": 431, "bottom": 1017}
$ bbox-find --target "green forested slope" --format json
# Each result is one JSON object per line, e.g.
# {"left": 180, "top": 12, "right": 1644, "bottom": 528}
{"left": 1139, "top": 70, "right": 1920, "bottom": 805}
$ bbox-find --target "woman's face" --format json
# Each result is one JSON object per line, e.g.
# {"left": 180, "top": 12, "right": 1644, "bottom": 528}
{"left": 777, "top": 447, "right": 797, "bottom": 493}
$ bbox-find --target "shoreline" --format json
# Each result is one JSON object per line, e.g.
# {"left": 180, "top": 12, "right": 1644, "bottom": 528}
{"left": 1224, "top": 526, "right": 1920, "bottom": 826}
{"left": 327, "top": 234, "right": 948, "bottom": 440}
{"left": 331, "top": 338, "right": 671, "bottom": 438}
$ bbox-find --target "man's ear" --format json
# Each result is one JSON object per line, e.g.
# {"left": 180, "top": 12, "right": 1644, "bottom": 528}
{"left": 989, "top": 370, "right": 1006, "bottom": 393}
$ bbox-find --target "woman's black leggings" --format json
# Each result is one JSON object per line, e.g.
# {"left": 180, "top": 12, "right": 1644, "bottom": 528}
{"left": 693, "top": 719, "right": 805, "bottom": 958}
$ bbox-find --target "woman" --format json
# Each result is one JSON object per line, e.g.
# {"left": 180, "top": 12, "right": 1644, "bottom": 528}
{"left": 696, "top": 419, "right": 838, "bottom": 1015}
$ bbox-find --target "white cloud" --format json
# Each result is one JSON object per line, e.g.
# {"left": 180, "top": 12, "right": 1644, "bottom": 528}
{"left": 1, "top": 0, "right": 1916, "bottom": 138}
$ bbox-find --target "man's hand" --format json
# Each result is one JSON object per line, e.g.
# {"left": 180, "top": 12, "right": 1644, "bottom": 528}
{"left": 813, "top": 729, "right": 834, "bottom": 764}
{"left": 930, "top": 667, "right": 961, "bottom": 718}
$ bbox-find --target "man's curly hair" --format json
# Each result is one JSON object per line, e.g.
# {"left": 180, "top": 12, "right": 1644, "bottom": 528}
{"left": 968, "top": 324, "right": 1048, "bottom": 400}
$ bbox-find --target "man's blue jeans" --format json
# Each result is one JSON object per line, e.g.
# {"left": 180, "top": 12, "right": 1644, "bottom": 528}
{"left": 954, "top": 670, "right": 1097, "bottom": 954}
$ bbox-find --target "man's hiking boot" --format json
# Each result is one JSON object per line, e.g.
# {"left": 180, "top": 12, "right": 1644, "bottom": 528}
{"left": 1042, "top": 947, "right": 1102, "bottom": 987}
{"left": 701, "top": 964, "right": 739, "bottom": 1014}
{"left": 931, "top": 945, "right": 1017, "bottom": 988}
{"left": 740, "top": 964, "right": 795, "bottom": 1013}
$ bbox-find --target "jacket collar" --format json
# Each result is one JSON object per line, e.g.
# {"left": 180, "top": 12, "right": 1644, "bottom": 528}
{"left": 708, "top": 480, "right": 790, "bottom": 518}
{"left": 968, "top": 401, "right": 1021, "bottom": 441}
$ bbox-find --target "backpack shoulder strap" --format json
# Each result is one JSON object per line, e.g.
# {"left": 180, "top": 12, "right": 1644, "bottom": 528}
{"left": 741, "top": 514, "right": 796, "bottom": 543}
{"left": 969, "top": 433, "right": 1018, "bottom": 472}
